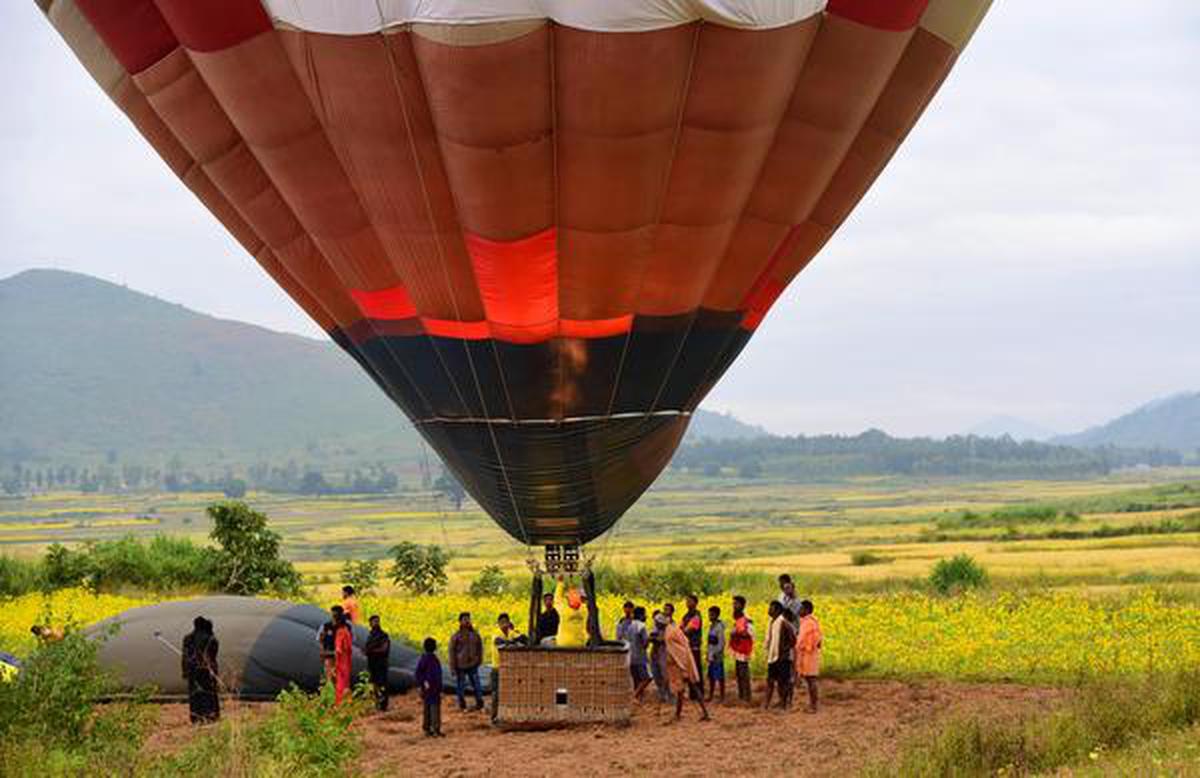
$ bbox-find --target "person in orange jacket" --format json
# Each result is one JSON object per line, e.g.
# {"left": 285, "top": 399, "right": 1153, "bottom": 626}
{"left": 341, "top": 585, "right": 362, "bottom": 625}
{"left": 794, "top": 599, "right": 823, "bottom": 714}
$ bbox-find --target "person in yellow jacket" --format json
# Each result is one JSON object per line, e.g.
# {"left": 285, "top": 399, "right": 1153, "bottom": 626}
{"left": 489, "top": 612, "right": 528, "bottom": 667}
{"left": 553, "top": 575, "right": 589, "bottom": 648}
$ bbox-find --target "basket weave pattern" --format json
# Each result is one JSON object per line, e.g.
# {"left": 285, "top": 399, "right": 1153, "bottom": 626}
{"left": 495, "top": 646, "right": 631, "bottom": 726}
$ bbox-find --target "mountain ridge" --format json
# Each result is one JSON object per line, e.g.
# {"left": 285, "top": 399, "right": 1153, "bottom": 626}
{"left": 0, "top": 268, "right": 763, "bottom": 467}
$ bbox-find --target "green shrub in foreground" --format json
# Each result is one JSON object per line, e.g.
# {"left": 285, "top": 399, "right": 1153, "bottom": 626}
{"left": 929, "top": 554, "right": 988, "bottom": 595}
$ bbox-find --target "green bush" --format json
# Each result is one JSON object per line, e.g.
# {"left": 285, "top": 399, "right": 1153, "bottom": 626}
{"left": 207, "top": 501, "right": 301, "bottom": 596}
{"left": 929, "top": 554, "right": 988, "bottom": 595}
{"left": 339, "top": 559, "right": 380, "bottom": 597}
{"left": 468, "top": 564, "right": 508, "bottom": 597}
{"left": 155, "top": 684, "right": 367, "bottom": 778}
{"left": 0, "top": 628, "right": 151, "bottom": 775}
{"left": 389, "top": 541, "right": 449, "bottom": 595}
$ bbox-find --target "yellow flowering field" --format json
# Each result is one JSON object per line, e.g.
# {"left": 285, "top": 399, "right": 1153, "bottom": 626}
{"left": 3, "top": 588, "right": 1198, "bottom": 682}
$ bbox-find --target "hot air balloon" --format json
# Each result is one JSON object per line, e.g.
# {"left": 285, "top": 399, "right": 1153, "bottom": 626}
{"left": 37, "top": 0, "right": 990, "bottom": 566}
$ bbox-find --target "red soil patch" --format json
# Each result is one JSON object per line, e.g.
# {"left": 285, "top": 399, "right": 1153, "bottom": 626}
{"left": 142, "top": 679, "right": 1062, "bottom": 776}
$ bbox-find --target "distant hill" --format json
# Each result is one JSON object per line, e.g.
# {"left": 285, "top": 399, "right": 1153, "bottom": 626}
{"left": 967, "top": 415, "right": 1056, "bottom": 442}
{"left": 0, "top": 269, "right": 760, "bottom": 468}
{"left": 686, "top": 409, "right": 767, "bottom": 440}
{"left": 1055, "top": 392, "right": 1200, "bottom": 453}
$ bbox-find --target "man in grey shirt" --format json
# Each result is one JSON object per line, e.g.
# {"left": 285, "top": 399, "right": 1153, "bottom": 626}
{"left": 626, "top": 606, "right": 652, "bottom": 700}
{"left": 777, "top": 573, "right": 803, "bottom": 628}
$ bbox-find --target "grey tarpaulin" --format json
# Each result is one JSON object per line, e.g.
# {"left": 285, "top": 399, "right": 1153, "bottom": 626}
{"left": 84, "top": 596, "right": 485, "bottom": 700}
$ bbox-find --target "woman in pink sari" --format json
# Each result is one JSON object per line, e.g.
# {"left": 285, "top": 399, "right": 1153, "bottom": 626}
{"left": 664, "top": 620, "right": 710, "bottom": 721}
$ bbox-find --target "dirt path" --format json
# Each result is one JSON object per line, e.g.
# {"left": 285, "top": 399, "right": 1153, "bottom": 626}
{"left": 144, "top": 679, "right": 1062, "bottom": 776}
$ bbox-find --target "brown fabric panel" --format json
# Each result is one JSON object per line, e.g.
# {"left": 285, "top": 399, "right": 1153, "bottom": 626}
{"left": 45, "top": 0, "right": 124, "bottom": 93}
{"left": 412, "top": 23, "right": 553, "bottom": 240}
{"left": 277, "top": 31, "right": 468, "bottom": 317}
{"left": 188, "top": 32, "right": 400, "bottom": 292}
{"left": 558, "top": 226, "right": 654, "bottom": 320}
{"left": 272, "top": 236, "right": 363, "bottom": 325}
{"left": 130, "top": 46, "right": 348, "bottom": 328}
{"left": 702, "top": 216, "right": 791, "bottom": 309}
{"left": 812, "top": 28, "right": 955, "bottom": 229}
{"left": 110, "top": 76, "right": 192, "bottom": 177}
{"left": 641, "top": 222, "right": 736, "bottom": 315}
{"left": 764, "top": 220, "right": 831, "bottom": 291}
{"left": 384, "top": 33, "right": 483, "bottom": 320}
{"left": 555, "top": 26, "right": 694, "bottom": 320}
{"left": 134, "top": 48, "right": 236, "bottom": 164}
{"left": 638, "top": 21, "right": 814, "bottom": 317}
{"left": 704, "top": 17, "right": 912, "bottom": 309}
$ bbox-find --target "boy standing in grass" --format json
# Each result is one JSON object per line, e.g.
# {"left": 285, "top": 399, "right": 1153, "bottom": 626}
{"left": 365, "top": 614, "right": 391, "bottom": 711}
{"left": 341, "top": 585, "right": 362, "bottom": 625}
{"left": 794, "top": 600, "right": 823, "bottom": 714}
{"left": 705, "top": 605, "right": 726, "bottom": 702}
{"left": 729, "top": 595, "right": 755, "bottom": 703}
{"left": 415, "top": 637, "right": 444, "bottom": 737}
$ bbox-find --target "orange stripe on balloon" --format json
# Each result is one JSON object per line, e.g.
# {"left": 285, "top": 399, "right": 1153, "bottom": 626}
{"left": 465, "top": 227, "right": 559, "bottom": 345}
{"left": 559, "top": 315, "right": 633, "bottom": 339}
{"left": 422, "top": 318, "right": 491, "bottom": 341}
{"left": 350, "top": 285, "right": 417, "bottom": 320}
{"left": 739, "top": 225, "right": 803, "bottom": 330}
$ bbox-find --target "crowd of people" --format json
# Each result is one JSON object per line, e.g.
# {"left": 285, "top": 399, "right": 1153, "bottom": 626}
{"left": 165, "top": 574, "right": 822, "bottom": 732}
{"left": 611, "top": 574, "right": 823, "bottom": 722}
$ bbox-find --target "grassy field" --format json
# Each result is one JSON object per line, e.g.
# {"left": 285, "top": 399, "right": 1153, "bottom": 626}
{"left": 2, "top": 469, "right": 1198, "bottom": 591}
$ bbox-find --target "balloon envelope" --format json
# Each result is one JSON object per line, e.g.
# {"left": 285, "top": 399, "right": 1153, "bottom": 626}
{"left": 41, "top": 0, "right": 990, "bottom": 546}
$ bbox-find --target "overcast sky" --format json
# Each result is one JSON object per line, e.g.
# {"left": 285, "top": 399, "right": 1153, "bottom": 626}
{"left": 2, "top": 2, "right": 1197, "bottom": 438}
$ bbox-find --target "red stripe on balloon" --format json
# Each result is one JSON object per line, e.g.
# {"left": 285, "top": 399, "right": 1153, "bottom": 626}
{"left": 153, "top": 0, "right": 273, "bottom": 52}
{"left": 422, "top": 319, "right": 491, "bottom": 340}
{"left": 466, "top": 228, "right": 559, "bottom": 345}
{"left": 76, "top": 0, "right": 177, "bottom": 74}
{"left": 826, "top": 0, "right": 929, "bottom": 31}
{"left": 739, "top": 225, "right": 803, "bottom": 331}
{"left": 559, "top": 315, "right": 633, "bottom": 339}
{"left": 350, "top": 285, "right": 418, "bottom": 321}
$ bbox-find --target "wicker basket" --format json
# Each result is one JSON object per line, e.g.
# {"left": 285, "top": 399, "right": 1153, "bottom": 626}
{"left": 494, "top": 644, "right": 630, "bottom": 728}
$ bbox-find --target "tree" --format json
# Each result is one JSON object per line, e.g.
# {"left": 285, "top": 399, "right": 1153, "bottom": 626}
{"left": 738, "top": 459, "right": 763, "bottom": 479}
{"left": 433, "top": 467, "right": 466, "bottom": 510}
{"left": 340, "top": 559, "right": 381, "bottom": 597}
{"left": 467, "top": 564, "right": 508, "bottom": 597}
{"left": 389, "top": 542, "right": 449, "bottom": 595}
{"left": 298, "top": 471, "right": 330, "bottom": 496}
{"left": 206, "top": 501, "right": 300, "bottom": 595}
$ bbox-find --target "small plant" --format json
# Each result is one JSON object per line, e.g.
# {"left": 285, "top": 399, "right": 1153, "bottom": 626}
{"left": 468, "top": 564, "right": 508, "bottom": 597}
{"left": 850, "top": 551, "right": 889, "bottom": 566}
{"left": 389, "top": 541, "right": 450, "bottom": 595}
{"left": 340, "top": 559, "right": 381, "bottom": 597}
{"left": 929, "top": 554, "right": 988, "bottom": 594}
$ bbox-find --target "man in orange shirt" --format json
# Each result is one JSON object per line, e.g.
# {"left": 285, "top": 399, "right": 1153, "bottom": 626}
{"left": 341, "top": 585, "right": 362, "bottom": 625}
{"left": 794, "top": 599, "right": 823, "bottom": 714}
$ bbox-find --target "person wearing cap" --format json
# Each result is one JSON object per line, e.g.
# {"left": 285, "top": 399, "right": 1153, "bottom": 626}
{"left": 553, "top": 575, "right": 588, "bottom": 648}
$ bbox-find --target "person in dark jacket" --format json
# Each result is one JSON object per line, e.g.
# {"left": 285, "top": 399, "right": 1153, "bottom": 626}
{"left": 414, "top": 637, "right": 444, "bottom": 737}
{"left": 181, "top": 616, "right": 220, "bottom": 724}
{"left": 448, "top": 612, "right": 484, "bottom": 711}
{"left": 364, "top": 614, "right": 391, "bottom": 711}
{"left": 536, "top": 592, "right": 559, "bottom": 644}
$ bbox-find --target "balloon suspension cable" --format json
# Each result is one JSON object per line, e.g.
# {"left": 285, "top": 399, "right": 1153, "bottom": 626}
{"left": 418, "top": 436, "right": 451, "bottom": 552}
